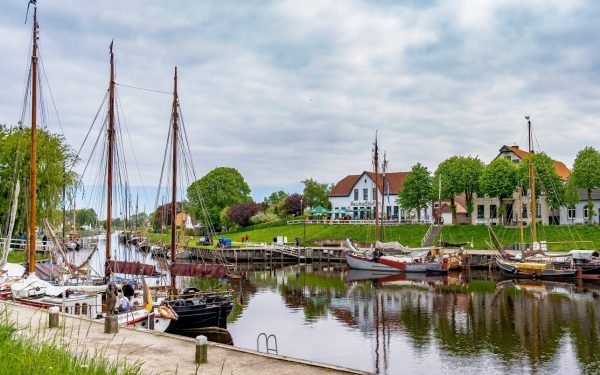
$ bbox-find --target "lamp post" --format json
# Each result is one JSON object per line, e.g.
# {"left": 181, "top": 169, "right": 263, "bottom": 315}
{"left": 300, "top": 198, "right": 306, "bottom": 245}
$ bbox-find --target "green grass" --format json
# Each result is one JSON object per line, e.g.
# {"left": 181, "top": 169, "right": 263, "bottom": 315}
{"left": 439, "top": 224, "right": 600, "bottom": 251}
{"left": 0, "top": 313, "right": 141, "bottom": 375}
{"left": 7, "top": 251, "right": 48, "bottom": 263}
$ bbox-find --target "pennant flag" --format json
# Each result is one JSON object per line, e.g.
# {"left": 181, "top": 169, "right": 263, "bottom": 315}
{"left": 142, "top": 278, "right": 153, "bottom": 312}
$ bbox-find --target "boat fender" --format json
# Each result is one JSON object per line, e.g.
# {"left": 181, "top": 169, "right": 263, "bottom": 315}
{"left": 158, "top": 305, "right": 176, "bottom": 320}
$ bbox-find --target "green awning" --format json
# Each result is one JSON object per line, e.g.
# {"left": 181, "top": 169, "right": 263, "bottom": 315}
{"left": 307, "top": 205, "right": 332, "bottom": 214}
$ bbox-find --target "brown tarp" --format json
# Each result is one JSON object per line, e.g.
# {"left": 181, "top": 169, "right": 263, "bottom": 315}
{"left": 105, "top": 260, "right": 160, "bottom": 276}
{"left": 35, "top": 262, "right": 68, "bottom": 281}
{"left": 170, "top": 263, "right": 228, "bottom": 278}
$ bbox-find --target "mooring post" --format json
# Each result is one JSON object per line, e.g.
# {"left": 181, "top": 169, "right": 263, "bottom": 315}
{"left": 104, "top": 315, "right": 118, "bottom": 334}
{"left": 195, "top": 335, "right": 208, "bottom": 364}
{"left": 48, "top": 306, "right": 59, "bottom": 328}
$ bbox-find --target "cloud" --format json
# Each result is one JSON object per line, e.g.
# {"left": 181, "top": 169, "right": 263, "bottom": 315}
{"left": 1, "top": 0, "right": 598, "bottom": 208}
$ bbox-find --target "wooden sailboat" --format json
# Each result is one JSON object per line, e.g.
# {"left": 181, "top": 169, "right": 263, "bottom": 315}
{"left": 345, "top": 134, "right": 449, "bottom": 273}
{"left": 159, "top": 67, "right": 233, "bottom": 334}
{"left": 495, "top": 117, "right": 576, "bottom": 279}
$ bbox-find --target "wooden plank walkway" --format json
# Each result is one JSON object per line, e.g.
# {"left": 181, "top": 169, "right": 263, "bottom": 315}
{"left": 0, "top": 301, "right": 367, "bottom": 375}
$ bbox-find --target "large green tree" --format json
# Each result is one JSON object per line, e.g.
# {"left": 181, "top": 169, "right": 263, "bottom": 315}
{"left": 397, "top": 163, "right": 432, "bottom": 221}
{"left": 433, "top": 156, "right": 484, "bottom": 222}
{"left": 0, "top": 125, "right": 77, "bottom": 233}
{"left": 479, "top": 157, "right": 518, "bottom": 224}
{"left": 262, "top": 190, "right": 288, "bottom": 215}
{"left": 75, "top": 208, "right": 98, "bottom": 227}
{"left": 187, "top": 167, "right": 251, "bottom": 229}
{"left": 571, "top": 146, "right": 600, "bottom": 223}
{"left": 517, "top": 152, "right": 565, "bottom": 209}
{"left": 302, "top": 178, "right": 332, "bottom": 208}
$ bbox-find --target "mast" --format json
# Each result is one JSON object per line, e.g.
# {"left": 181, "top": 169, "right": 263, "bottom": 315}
{"left": 27, "top": 4, "right": 39, "bottom": 275}
{"left": 62, "top": 162, "right": 66, "bottom": 239}
{"left": 374, "top": 132, "right": 379, "bottom": 242}
{"left": 105, "top": 41, "right": 115, "bottom": 278}
{"left": 170, "top": 66, "right": 179, "bottom": 297}
{"left": 527, "top": 116, "right": 537, "bottom": 243}
{"left": 380, "top": 152, "right": 388, "bottom": 241}
{"left": 518, "top": 186, "right": 525, "bottom": 259}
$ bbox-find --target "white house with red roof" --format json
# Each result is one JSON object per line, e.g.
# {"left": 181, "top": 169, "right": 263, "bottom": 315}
{"left": 472, "top": 145, "right": 571, "bottom": 225}
{"left": 328, "top": 171, "right": 432, "bottom": 222}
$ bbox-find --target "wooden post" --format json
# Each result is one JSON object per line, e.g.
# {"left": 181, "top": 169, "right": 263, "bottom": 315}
{"left": 104, "top": 316, "right": 118, "bottom": 334}
{"left": 48, "top": 306, "right": 59, "bottom": 328}
{"left": 195, "top": 335, "right": 208, "bottom": 364}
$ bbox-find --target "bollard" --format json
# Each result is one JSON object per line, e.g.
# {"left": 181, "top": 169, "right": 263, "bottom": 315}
{"left": 104, "top": 315, "right": 119, "bottom": 334}
{"left": 195, "top": 335, "right": 208, "bottom": 364}
{"left": 48, "top": 306, "right": 60, "bottom": 328}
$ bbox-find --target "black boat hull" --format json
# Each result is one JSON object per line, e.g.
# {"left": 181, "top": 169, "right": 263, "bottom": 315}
{"left": 164, "top": 298, "right": 233, "bottom": 334}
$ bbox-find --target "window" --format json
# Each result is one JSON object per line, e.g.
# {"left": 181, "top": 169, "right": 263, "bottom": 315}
{"left": 354, "top": 189, "right": 359, "bottom": 201}
{"left": 373, "top": 188, "right": 377, "bottom": 201}
{"left": 567, "top": 207, "right": 576, "bottom": 219}
{"left": 394, "top": 206, "right": 399, "bottom": 219}
{"left": 490, "top": 205, "right": 497, "bottom": 219}
{"left": 522, "top": 204, "right": 527, "bottom": 218}
{"left": 386, "top": 206, "right": 391, "bottom": 219}
{"left": 477, "top": 205, "right": 484, "bottom": 219}
{"left": 363, "top": 188, "right": 368, "bottom": 200}
{"left": 434, "top": 203, "right": 440, "bottom": 208}
{"left": 536, "top": 204, "right": 541, "bottom": 218}
{"left": 584, "top": 205, "right": 590, "bottom": 221}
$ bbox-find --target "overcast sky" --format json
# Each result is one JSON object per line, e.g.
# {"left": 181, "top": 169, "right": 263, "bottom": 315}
{"left": 1, "top": 0, "right": 599, "bottom": 209}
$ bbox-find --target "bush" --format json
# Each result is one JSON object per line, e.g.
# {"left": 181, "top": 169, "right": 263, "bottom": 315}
{"left": 227, "top": 202, "right": 263, "bottom": 227}
{"left": 249, "top": 212, "right": 279, "bottom": 224}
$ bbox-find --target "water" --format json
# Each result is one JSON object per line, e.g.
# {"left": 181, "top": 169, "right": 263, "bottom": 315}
{"left": 70, "top": 236, "right": 600, "bottom": 374}
{"left": 226, "top": 264, "right": 600, "bottom": 375}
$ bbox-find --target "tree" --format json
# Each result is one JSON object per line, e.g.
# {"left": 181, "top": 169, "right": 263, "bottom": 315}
{"left": 397, "top": 163, "right": 432, "bottom": 221}
{"left": 283, "top": 193, "right": 307, "bottom": 216}
{"left": 227, "top": 202, "right": 263, "bottom": 227}
{"left": 563, "top": 178, "right": 580, "bottom": 221}
{"left": 479, "top": 158, "right": 518, "bottom": 224}
{"left": 151, "top": 202, "right": 183, "bottom": 229}
{"left": 571, "top": 147, "right": 600, "bottom": 223}
{"left": 433, "top": 156, "right": 484, "bottom": 223}
{"left": 75, "top": 208, "right": 97, "bottom": 227}
{"left": 517, "top": 152, "right": 565, "bottom": 209}
{"left": 187, "top": 167, "right": 251, "bottom": 229}
{"left": 262, "top": 190, "right": 288, "bottom": 215}
{"left": 302, "top": 178, "right": 332, "bottom": 208}
{"left": 0, "top": 125, "right": 78, "bottom": 233}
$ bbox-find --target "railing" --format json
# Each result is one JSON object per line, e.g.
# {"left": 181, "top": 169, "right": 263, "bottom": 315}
{"left": 421, "top": 224, "right": 433, "bottom": 247}
{"left": 286, "top": 219, "right": 432, "bottom": 225}
{"left": 1, "top": 238, "right": 50, "bottom": 252}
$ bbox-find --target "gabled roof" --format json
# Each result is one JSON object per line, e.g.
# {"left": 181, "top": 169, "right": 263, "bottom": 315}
{"left": 498, "top": 145, "right": 571, "bottom": 181}
{"left": 329, "top": 171, "right": 410, "bottom": 197}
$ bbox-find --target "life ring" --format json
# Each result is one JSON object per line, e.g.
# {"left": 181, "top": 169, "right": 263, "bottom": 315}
{"left": 158, "top": 305, "right": 175, "bottom": 319}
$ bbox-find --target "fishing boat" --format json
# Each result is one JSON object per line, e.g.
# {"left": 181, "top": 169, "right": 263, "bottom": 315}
{"left": 494, "top": 117, "right": 576, "bottom": 279}
{"left": 344, "top": 135, "right": 448, "bottom": 274}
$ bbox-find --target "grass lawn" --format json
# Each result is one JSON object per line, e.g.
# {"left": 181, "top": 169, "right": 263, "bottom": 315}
{"left": 7, "top": 251, "right": 48, "bottom": 264}
{"left": 439, "top": 224, "right": 600, "bottom": 251}
{"left": 0, "top": 316, "right": 141, "bottom": 375}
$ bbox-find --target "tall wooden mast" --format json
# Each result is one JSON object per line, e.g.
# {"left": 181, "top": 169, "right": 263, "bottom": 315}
{"left": 374, "top": 132, "right": 379, "bottom": 242}
{"left": 27, "top": 4, "right": 39, "bottom": 274}
{"left": 527, "top": 116, "right": 537, "bottom": 243}
{"left": 170, "top": 66, "right": 179, "bottom": 297}
{"left": 105, "top": 41, "right": 115, "bottom": 278}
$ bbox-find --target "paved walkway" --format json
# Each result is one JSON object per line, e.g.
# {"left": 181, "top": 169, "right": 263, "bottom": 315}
{"left": 0, "top": 301, "right": 367, "bottom": 375}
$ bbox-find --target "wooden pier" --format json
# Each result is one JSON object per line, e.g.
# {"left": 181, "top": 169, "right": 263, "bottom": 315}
{"left": 184, "top": 245, "right": 347, "bottom": 263}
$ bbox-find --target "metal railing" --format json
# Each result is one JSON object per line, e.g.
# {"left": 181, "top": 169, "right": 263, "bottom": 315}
{"left": 1, "top": 237, "right": 50, "bottom": 252}
{"left": 286, "top": 219, "right": 432, "bottom": 225}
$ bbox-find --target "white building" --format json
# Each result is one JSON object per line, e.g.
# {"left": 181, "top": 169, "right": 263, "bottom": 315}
{"left": 560, "top": 189, "right": 600, "bottom": 224}
{"left": 328, "top": 171, "right": 431, "bottom": 222}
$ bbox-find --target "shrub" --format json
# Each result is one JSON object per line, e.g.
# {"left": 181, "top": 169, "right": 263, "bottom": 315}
{"left": 249, "top": 211, "right": 279, "bottom": 224}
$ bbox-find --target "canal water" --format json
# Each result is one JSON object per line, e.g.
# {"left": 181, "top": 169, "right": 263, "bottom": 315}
{"left": 74, "top": 236, "right": 600, "bottom": 374}
{"left": 226, "top": 264, "right": 600, "bottom": 375}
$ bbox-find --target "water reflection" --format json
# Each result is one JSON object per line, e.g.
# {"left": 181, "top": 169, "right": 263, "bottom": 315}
{"left": 226, "top": 264, "right": 600, "bottom": 375}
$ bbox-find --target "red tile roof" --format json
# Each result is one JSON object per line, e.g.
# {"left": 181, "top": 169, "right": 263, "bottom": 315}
{"left": 499, "top": 145, "right": 571, "bottom": 181}
{"left": 329, "top": 171, "right": 410, "bottom": 197}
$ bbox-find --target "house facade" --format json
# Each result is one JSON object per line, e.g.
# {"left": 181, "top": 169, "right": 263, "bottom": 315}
{"left": 472, "top": 145, "right": 570, "bottom": 225}
{"left": 559, "top": 189, "right": 600, "bottom": 224}
{"left": 328, "top": 171, "right": 432, "bottom": 222}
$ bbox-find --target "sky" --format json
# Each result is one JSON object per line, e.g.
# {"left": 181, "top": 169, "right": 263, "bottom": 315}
{"left": 1, "top": 0, "right": 599, "bottom": 211}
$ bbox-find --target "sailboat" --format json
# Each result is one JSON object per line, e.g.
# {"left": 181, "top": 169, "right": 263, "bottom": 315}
{"left": 494, "top": 117, "right": 576, "bottom": 279}
{"left": 156, "top": 67, "right": 233, "bottom": 334}
{"left": 345, "top": 134, "right": 449, "bottom": 273}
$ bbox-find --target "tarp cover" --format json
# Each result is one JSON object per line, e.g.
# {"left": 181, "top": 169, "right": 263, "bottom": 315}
{"left": 569, "top": 250, "right": 600, "bottom": 260}
{"left": 170, "top": 263, "right": 228, "bottom": 278}
{"left": 105, "top": 260, "right": 160, "bottom": 276}
{"left": 35, "top": 262, "right": 68, "bottom": 281}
